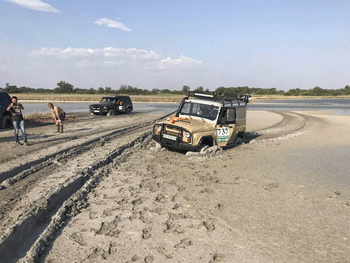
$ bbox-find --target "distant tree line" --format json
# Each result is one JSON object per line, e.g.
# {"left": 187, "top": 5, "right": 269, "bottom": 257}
{"left": 1, "top": 81, "right": 350, "bottom": 97}
{"left": 214, "top": 86, "right": 350, "bottom": 96}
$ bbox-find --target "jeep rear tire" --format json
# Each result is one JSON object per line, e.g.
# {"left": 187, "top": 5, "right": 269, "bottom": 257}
{"left": 1, "top": 115, "right": 12, "bottom": 129}
{"left": 126, "top": 108, "right": 131, "bottom": 114}
{"left": 107, "top": 109, "right": 115, "bottom": 116}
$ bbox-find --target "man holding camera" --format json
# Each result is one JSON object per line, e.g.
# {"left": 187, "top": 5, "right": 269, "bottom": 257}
{"left": 7, "top": 96, "right": 29, "bottom": 146}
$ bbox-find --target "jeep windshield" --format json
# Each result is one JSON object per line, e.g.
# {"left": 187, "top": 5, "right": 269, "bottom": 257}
{"left": 179, "top": 102, "right": 219, "bottom": 121}
{"left": 100, "top": 98, "right": 116, "bottom": 103}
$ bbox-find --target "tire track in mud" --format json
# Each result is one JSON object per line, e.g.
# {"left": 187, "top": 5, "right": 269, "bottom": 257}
{"left": 0, "top": 112, "right": 174, "bottom": 186}
{"left": 0, "top": 132, "right": 153, "bottom": 263}
{"left": 0, "top": 115, "right": 174, "bottom": 258}
{"left": 35, "top": 111, "right": 319, "bottom": 262}
{"left": 0, "top": 112, "right": 155, "bottom": 165}
{"left": 246, "top": 111, "right": 312, "bottom": 142}
{"left": 0, "top": 110, "right": 317, "bottom": 262}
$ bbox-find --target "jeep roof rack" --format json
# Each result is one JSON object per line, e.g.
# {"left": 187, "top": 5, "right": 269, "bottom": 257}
{"left": 190, "top": 92, "right": 249, "bottom": 105}
{"left": 192, "top": 92, "right": 220, "bottom": 102}
{"left": 194, "top": 93, "right": 214, "bottom": 98}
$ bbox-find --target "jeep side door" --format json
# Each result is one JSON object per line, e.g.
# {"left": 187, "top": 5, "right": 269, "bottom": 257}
{"left": 215, "top": 107, "right": 236, "bottom": 147}
{"left": 234, "top": 106, "right": 247, "bottom": 136}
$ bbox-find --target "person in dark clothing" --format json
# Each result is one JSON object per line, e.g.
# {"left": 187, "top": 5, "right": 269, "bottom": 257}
{"left": 7, "top": 96, "right": 29, "bottom": 145}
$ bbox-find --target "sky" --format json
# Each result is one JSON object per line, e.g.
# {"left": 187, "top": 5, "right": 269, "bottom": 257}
{"left": 0, "top": 0, "right": 350, "bottom": 91}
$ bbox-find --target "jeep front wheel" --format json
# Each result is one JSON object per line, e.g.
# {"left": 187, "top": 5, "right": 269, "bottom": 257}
{"left": 198, "top": 144, "right": 209, "bottom": 153}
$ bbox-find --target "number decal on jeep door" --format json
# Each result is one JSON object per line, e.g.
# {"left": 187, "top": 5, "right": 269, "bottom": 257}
{"left": 217, "top": 127, "right": 229, "bottom": 142}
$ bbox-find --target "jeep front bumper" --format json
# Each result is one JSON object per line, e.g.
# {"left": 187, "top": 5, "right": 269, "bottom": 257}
{"left": 152, "top": 134, "right": 199, "bottom": 151}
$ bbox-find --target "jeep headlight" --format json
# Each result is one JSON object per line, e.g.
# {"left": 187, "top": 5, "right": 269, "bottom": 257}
{"left": 153, "top": 124, "right": 162, "bottom": 135}
{"left": 183, "top": 130, "right": 191, "bottom": 142}
{"left": 103, "top": 106, "right": 108, "bottom": 109}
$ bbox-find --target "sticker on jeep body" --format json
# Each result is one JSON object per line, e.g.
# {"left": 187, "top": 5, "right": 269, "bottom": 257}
{"left": 217, "top": 127, "right": 229, "bottom": 142}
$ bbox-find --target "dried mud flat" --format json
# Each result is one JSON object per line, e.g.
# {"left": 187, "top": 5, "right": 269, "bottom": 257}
{"left": 0, "top": 110, "right": 350, "bottom": 263}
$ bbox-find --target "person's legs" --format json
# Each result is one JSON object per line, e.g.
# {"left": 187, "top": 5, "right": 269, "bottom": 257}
{"left": 59, "top": 119, "right": 63, "bottom": 133}
{"left": 59, "top": 113, "right": 65, "bottom": 133}
{"left": 13, "top": 120, "right": 19, "bottom": 143}
{"left": 19, "top": 120, "right": 28, "bottom": 143}
{"left": 55, "top": 119, "right": 60, "bottom": 132}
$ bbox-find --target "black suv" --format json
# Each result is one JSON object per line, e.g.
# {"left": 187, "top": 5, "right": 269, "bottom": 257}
{"left": 0, "top": 90, "right": 12, "bottom": 129}
{"left": 89, "top": 96, "right": 133, "bottom": 115}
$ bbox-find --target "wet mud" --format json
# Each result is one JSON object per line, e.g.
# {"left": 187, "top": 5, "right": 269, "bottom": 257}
{"left": 0, "top": 110, "right": 349, "bottom": 263}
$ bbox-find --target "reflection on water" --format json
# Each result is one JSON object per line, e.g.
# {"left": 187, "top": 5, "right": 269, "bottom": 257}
{"left": 248, "top": 99, "right": 350, "bottom": 115}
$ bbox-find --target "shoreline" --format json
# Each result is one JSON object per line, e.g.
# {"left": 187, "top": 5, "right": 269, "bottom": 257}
{"left": 9, "top": 93, "right": 350, "bottom": 104}
{"left": 20, "top": 100, "right": 179, "bottom": 104}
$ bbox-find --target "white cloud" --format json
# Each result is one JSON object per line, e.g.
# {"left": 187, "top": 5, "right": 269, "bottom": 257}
{"left": 30, "top": 47, "right": 98, "bottom": 58}
{"left": 29, "top": 46, "right": 203, "bottom": 72}
{"left": 94, "top": 18, "right": 131, "bottom": 31}
{"left": 30, "top": 47, "right": 162, "bottom": 60}
{"left": 76, "top": 60, "right": 98, "bottom": 68}
{"left": 102, "top": 60, "right": 124, "bottom": 67}
{"left": 103, "top": 47, "right": 161, "bottom": 59}
{"left": 5, "top": 0, "right": 60, "bottom": 12}
{"left": 1, "top": 46, "right": 208, "bottom": 91}
{"left": 159, "top": 55, "right": 202, "bottom": 69}
{"left": 0, "top": 65, "right": 8, "bottom": 71}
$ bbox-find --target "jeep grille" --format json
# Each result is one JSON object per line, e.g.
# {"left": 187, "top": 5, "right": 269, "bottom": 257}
{"left": 164, "top": 125, "right": 181, "bottom": 137}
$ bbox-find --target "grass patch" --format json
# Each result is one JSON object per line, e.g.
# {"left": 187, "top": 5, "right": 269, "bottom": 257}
{"left": 24, "top": 111, "right": 53, "bottom": 122}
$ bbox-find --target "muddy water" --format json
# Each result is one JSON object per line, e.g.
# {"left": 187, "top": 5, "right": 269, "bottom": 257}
{"left": 249, "top": 98, "right": 350, "bottom": 115}
{"left": 21, "top": 99, "right": 350, "bottom": 116}
{"left": 21, "top": 102, "right": 179, "bottom": 116}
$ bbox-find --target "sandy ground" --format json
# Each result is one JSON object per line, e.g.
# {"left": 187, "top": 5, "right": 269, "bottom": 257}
{"left": 0, "top": 110, "right": 349, "bottom": 263}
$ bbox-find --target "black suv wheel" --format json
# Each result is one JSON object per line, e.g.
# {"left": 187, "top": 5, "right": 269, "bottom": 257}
{"left": 1, "top": 115, "right": 12, "bottom": 129}
{"left": 107, "top": 109, "right": 115, "bottom": 116}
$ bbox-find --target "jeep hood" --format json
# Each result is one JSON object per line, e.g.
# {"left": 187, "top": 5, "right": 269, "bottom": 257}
{"left": 163, "top": 118, "right": 215, "bottom": 133}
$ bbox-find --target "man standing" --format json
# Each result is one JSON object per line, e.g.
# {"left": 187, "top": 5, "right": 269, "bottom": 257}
{"left": 7, "top": 96, "right": 29, "bottom": 145}
{"left": 48, "top": 102, "right": 65, "bottom": 133}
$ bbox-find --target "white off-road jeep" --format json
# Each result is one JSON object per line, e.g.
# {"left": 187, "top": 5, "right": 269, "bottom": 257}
{"left": 152, "top": 93, "right": 249, "bottom": 151}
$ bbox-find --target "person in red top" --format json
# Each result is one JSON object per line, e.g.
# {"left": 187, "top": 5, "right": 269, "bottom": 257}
{"left": 48, "top": 102, "right": 66, "bottom": 133}
{"left": 7, "top": 96, "right": 29, "bottom": 145}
